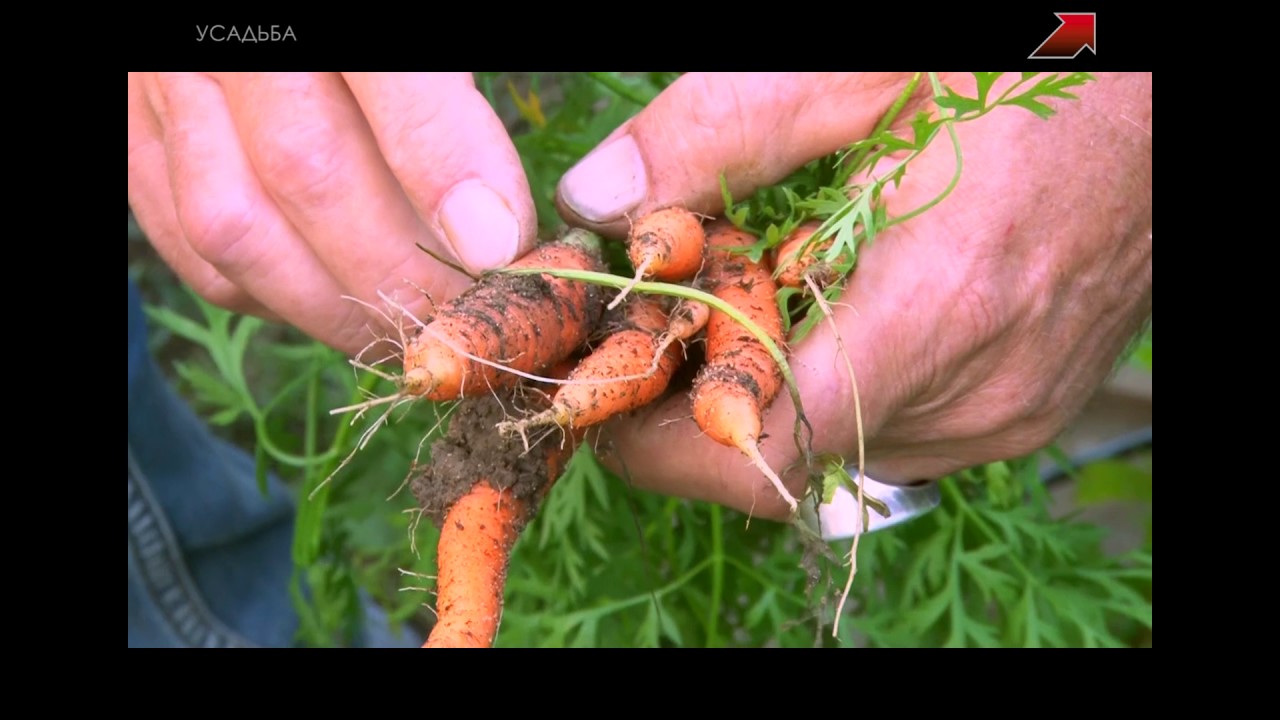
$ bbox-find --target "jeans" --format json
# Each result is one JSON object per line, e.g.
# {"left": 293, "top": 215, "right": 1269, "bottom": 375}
{"left": 127, "top": 279, "right": 420, "bottom": 648}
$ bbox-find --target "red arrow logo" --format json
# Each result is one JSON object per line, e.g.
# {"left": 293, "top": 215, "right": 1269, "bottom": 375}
{"left": 1029, "top": 13, "right": 1096, "bottom": 59}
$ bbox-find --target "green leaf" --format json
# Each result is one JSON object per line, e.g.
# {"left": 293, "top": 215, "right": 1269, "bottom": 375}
{"left": 208, "top": 407, "right": 244, "bottom": 426}
{"left": 636, "top": 603, "right": 661, "bottom": 647}
{"left": 774, "top": 286, "right": 802, "bottom": 335}
{"left": 957, "top": 546, "right": 1017, "bottom": 605}
{"left": 903, "top": 584, "right": 953, "bottom": 637}
{"left": 173, "top": 362, "right": 243, "bottom": 411}
{"left": 658, "top": 601, "right": 684, "bottom": 646}
{"left": 744, "top": 587, "right": 777, "bottom": 629}
{"left": 972, "top": 72, "right": 1003, "bottom": 108}
{"left": 785, "top": 302, "right": 824, "bottom": 345}
{"left": 821, "top": 466, "right": 841, "bottom": 505}
{"left": 903, "top": 523, "right": 952, "bottom": 601}
{"left": 910, "top": 110, "right": 941, "bottom": 150}
{"left": 1010, "top": 585, "right": 1040, "bottom": 647}
{"left": 934, "top": 86, "right": 982, "bottom": 118}
{"left": 1000, "top": 73, "right": 1095, "bottom": 119}
{"left": 144, "top": 304, "right": 212, "bottom": 347}
{"left": 1004, "top": 95, "right": 1056, "bottom": 119}
{"left": 570, "top": 615, "right": 599, "bottom": 648}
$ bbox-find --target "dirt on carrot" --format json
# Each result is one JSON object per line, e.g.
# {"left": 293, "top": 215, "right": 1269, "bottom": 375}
{"left": 412, "top": 388, "right": 584, "bottom": 648}
{"left": 498, "top": 294, "right": 683, "bottom": 438}
{"left": 411, "top": 392, "right": 561, "bottom": 526}
{"left": 402, "top": 230, "right": 607, "bottom": 402}
{"left": 627, "top": 206, "right": 707, "bottom": 282}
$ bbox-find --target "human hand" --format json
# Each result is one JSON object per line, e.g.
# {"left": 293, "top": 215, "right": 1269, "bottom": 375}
{"left": 128, "top": 72, "right": 537, "bottom": 356}
{"left": 556, "top": 72, "right": 1153, "bottom": 520}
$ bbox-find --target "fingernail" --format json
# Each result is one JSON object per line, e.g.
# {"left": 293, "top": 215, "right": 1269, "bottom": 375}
{"left": 438, "top": 180, "right": 520, "bottom": 274}
{"left": 559, "top": 134, "right": 647, "bottom": 223}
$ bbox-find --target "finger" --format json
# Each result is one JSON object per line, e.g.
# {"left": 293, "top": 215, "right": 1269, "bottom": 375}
{"left": 342, "top": 72, "right": 537, "bottom": 275}
{"left": 149, "top": 72, "right": 370, "bottom": 354}
{"left": 556, "top": 72, "right": 920, "bottom": 236}
{"left": 600, "top": 308, "right": 900, "bottom": 521}
{"left": 217, "top": 73, "right": 473, "bottom": 334}
{"left": 599, "top": 392, "right": 801, "bottom": 521}
{"left": 128, "top": 73, "right": 268, "bottom": 317}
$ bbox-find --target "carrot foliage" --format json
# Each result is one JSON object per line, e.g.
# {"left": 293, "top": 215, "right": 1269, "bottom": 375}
{"left": 721, "top": 72, "right": 1096, "bottom": 343}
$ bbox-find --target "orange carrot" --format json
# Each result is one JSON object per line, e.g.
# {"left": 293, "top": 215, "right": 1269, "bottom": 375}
{"left": 610, "top": 207, "right": 707, "bottom": 310}
{"left": 645, "top": 296, "right": 710, "bottom": 374}
{"left": 690, "top": 221, "right": 797, "bottom": 512}
{"left": 771, "top": 221, "right": 850, "bottom": 289}
{"left": 424, "top": 481, "right": 526, "bottom": 648}
{"left": 627, "top": 207, "right": 707, "bottom": 282}
{"left": 662, "top": 298, "right": 711, "bottom": 350}
{"left": 500, "top": 294, "right": 682, "bottom": 435}
{"left": 422, "top": 391, "right": 585, "bottom": 649}
{"left": 403, "top": 230, "right": 606, "bottom": 401}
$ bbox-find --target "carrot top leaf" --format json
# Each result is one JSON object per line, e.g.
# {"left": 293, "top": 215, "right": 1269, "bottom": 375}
{"left": 720, "top": 72, "right": 1096, "bottom": 344}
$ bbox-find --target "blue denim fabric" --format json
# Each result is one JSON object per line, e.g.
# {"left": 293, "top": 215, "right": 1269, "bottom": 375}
{"left": 128, "top": 279, "right": 420, "bottom": 648}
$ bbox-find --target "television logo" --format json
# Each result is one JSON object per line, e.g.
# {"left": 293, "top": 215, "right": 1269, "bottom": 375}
{"left": 1029, "top": 13, "right": 1096, "bottom": 59}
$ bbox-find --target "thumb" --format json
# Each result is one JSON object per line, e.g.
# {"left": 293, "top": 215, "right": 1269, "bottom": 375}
{"left": 556, "top": 72, "right": 919, "bottom": 234}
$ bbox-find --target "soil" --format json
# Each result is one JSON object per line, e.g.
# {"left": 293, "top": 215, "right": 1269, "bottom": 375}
{"left": 411, "top": 390, "right": 562, "bottom": 529}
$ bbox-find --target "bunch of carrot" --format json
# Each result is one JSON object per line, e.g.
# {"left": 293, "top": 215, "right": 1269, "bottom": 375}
{"left": 402, "top": 210, "right": 825, "bottom": 648}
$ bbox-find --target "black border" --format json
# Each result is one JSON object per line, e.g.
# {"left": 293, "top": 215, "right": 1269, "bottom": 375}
{"left": 130, "top": 8, "right": 1145, "bottom": 70}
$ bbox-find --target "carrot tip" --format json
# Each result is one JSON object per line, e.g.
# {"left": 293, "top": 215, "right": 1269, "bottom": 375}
{"left": 742, "top": 440, "right": 799, "bottom": 515}
{"left": 403, "top": 367, "right": 434, "bottom": 396}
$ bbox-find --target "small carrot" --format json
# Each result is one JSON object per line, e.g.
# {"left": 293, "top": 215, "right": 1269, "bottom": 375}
{"left": 499, "top": 294, "right": 683, "bottom": 435}
{"left": 657, "top": 297, "right": 711, "bottom": 357}
{"left": 628, "top": 207, "right": 707, "bottom": 283}
{"left": 690, "top": 220, "right": 797, "bottom": 513}
{"left": 610, "top": 207, "right": 707, "bottom": 309}
{"left": 771, "top": 221, "right": 849, "bottom": 289}
{"left": 424, "top": 481, "right": 527, "bottom": 648}
{"left": 403, "top": 230, "right": 606, "bottom": 401}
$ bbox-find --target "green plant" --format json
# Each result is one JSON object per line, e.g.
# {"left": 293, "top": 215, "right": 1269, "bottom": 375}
{"left": 137, "top": 72, "right": 1151, "bottom": 647}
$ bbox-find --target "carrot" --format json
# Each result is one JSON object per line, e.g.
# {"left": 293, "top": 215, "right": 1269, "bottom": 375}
{"left": 418, "top": 391, "right": 585, "bottom": 649}
{"left": 627, "top": 207, "right": 707, "bottom": 283}
{"left": 424, "top": 481, "right": 527, "bottom": 648}
{"left": 402, "top": 230, "right": 606, "bottom": 401}
{"left": 644, "top": 295, "right": 711, "bottom": 380}
{"left": 771, "top": 221, "right": 848, "bottom": 289}
{"left": 499, "top": 294, "right": 683, "bottom": 435}
{"left": 690, "top": 220, "right": 798, "bottom": 513}
{"left": 610, "top": 207, "right": 707, "bottom": 309}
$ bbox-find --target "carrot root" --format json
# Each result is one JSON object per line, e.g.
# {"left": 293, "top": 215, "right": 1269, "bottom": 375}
{"left": 742, "top": 438, "right": 798, "bottom": 515}
{"left": 424, "top": 481, "right": 526, "bottom": 649}
{"left": 606, "top": 257, "right": 652, "bottom": 311}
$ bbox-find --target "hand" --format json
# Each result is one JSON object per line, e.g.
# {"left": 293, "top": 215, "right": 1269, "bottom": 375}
{"left": 128, "top": 72, "right": 538, "bottom": 356}
{"left": 557, "top": 72, "right": 1152, "bottom": 520}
